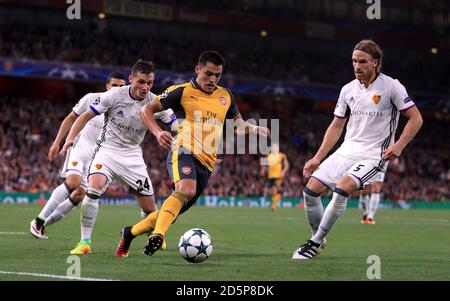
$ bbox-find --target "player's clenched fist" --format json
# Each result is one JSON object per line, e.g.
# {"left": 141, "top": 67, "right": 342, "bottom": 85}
{"left": 381, "top": 143, "right": 403, "bottom": 161}
{"left": 59, "top": 139, "right": 74, "bottom": 157}
{"left": 48, "top": 143, "right": 60, "bottom": 162}
{"left": 303, "top": 157, "right": 321, "bottom": 178}
{"left": 157, "top": 131, "right": 173, "bottom": 149}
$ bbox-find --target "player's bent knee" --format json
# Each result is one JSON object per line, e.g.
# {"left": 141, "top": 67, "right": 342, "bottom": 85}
{"left": 334, "top": 187, "right": 350, "bottom": 198}
{"left": 337, "top": 175, "right": 359, "bottom": 193}
{"left": 88, "top": 174, "right": 107, "bottom": 190}
{"left": 304, "top": 186, "right": 321, "bottom": 197}
{"left": 64, "top": 176, "right": 81, "bottom": 193}
{"left": 175, "top": 187, "right": 196, "bottom": 201}
{"left": 172, "top": 191, "right": 191, "bottom": 206}
{"left": 70, "top": 187, "right": 86, "bottom": 203}
{"left": 305, "top": 178, "right": 327, "bottom": 195}
{"left": 140, "top": 195, "right": 157, "bottom": 213}
{"left": 270, "top": 187, "right": 277, "bottom": 195}
{"left": 86, "top": 187, "right": 102, "bottom": 200}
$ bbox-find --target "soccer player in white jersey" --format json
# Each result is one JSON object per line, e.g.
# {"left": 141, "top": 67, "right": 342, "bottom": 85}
{"left": 358, "top": 183, "right": 371, "bottom": 223}
{"left": 30, "top": 72, "right": 175, "bottom": 241}
{"left": 60, "top": 60, "right": 167, "bottom": 255}
{"left": 292, "top": 39, "right": 423, "bottom": 260}
{"left": 29, "top": 72, "right": 127, "bottom": 239}
{"left": 363, "top": 158, "right": 401, "bottom": 225}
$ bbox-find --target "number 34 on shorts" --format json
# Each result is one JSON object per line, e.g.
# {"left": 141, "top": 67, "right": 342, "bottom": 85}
{"left": 135, "top": 178, "right": 151, "bottom": 193}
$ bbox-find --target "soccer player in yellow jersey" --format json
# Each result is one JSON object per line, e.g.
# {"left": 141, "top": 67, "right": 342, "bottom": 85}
{"left": 264, "top": 143, "right": 289, "bottom": 212}
{"left": 115, "top": 51, "right": 270, "bottom": 257}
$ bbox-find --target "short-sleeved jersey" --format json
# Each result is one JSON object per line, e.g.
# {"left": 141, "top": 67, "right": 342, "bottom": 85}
{"left": 267, "top": 152, "right": 287, "bottom": 179}
{"left": 72, "top": 92, "right": 104, "bottom": 147}
{"left": 89, "top": 86, "right": 156, "bottom": 150}
{"left": 155, "top": 79, "right": 240, "bottom": 171}
{"left": 333, "top": 73, "right": 416, "bottom": 161}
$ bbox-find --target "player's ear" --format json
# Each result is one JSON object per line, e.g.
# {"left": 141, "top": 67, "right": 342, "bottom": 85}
{"left": 195, "top": 65, "right": 201, "bottom": 75}
{"left": 128, "top": 74, "right": 133, "bottom": 84}
{"left": 373, "top": 59, "right": 379, "bottom": 69}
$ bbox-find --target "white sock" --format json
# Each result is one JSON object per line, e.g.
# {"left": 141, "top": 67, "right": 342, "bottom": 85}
{"left": 80, "top": 195, "right": 99, "bottom": 242}
{"left": 312, "top": 189, "right": 348, "bottom": 244}
{"left": 140, "top": 209, "right": 148, "bottom": 219}
{"left": 44, "top": 198, "right": 77, "bottom": 227}
{"left": 303, "top": 190, "right": 323, "bottom": 235}
{"left": 368, "top": 192, "right": 381, "bottom": 219}
{"left": 38, "top": 183, "right": 69, "bottom": 220}
{"left": 359, "top": 194, "right": 370, "bottom": 216}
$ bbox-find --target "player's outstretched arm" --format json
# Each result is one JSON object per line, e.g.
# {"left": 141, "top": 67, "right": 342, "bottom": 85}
{"left": 232, "top": 114, "right": 270, "bottom": 137}
{"left": 60, "top": 110, "right": 96, "bottom": 156}
{"left": 48, "top": 111, "right": 78, "bottom": 162}
{"left": 141, "top": 101, "right": 173, "bottom": 149}
{"left": 382, "top": 106, "right": 423, "bottom": 161}
{"left": 303, "top": 116, "right": 346, "bottom": 178}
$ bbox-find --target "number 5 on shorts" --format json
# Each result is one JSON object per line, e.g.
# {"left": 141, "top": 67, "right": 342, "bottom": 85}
{"left": 353, "top": 164, "right": 365, "bottom": 172}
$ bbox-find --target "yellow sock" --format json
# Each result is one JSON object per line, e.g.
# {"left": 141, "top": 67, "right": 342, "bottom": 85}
{"left": 153, "top": 193, "right": 185, "bottom": 237}
{"left": 271, "top": 193, "right": 282, "bottom": 210}
{"left": 131, "top": 210, "right": 158, "bottom": 236}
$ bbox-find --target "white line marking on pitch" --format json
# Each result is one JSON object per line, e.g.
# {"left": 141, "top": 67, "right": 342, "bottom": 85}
{"left": 0, "top": 232, "right": 28, "bottom": 235}
{"left": 0, "top": 271, "right": 119, "bottom": 281}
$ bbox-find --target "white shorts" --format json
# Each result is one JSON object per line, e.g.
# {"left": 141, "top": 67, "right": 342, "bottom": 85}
{"left": 370, "top": 161, "right": 389, "bottom": 183}
{"left": 312, "top": 153, "right": 384, "bottom": 190}
{"left": 59, "top": 144, "right": 93, "bottom": 189}
{"left": 370, "top": 171, "right": 385, "bottom": 183}
{"left": 89, "top": 146, "right": 154, "bottom": 196}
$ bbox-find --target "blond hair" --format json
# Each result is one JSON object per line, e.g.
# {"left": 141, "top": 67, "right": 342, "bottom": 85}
{"left": 354, "top": 39, "right": 383, "bottom": 73}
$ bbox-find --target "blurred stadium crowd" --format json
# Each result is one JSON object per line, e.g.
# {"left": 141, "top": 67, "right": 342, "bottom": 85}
{"left": 0, "top": 22, "right": 447, "bottom": 95}
{"left": 1, "top": 95, "right": 448, "bottom": 202}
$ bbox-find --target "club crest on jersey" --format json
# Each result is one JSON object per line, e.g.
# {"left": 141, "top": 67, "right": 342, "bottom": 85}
{"left": 95, "top": 164, "right": 102, "bottom": 170}
{"left": 182, "top": 166, "right": 191, "bottom": 175}
{"left": 372, "top": 93, "right": 381, "bottom": 105}
{"left": 219, "top": 96, "right": 227, "bottom": 106}
{"left": 71, "top": 161, "right": 78, "bottom": 167}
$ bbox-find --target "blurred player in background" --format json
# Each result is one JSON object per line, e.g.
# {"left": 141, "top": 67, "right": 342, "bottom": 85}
{"left": 29, "top": 72, "right": 126, "bottom": 239}
{"left": 115, "top": 50, "right": 270, "bottom": 257}
{"left": 292, "top": 39, "right": 423, "bottom": 260}
{"left": 358, "top": 183, "right": 371, "bottom": 223}
{"left": 262, "top": 143, "right": 289, "bottom": 212}
{"left": 364, "top": 172, "right": 385, "bottom": 224}
{"left": 362, "top": 158, "right": 400, "bottom": 224}
{"left": 60, "top": 60, "right": 174, "bottom": 254}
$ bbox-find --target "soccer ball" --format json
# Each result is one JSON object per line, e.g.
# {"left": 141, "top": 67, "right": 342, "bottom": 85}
{"left": 178, "top": 228, "right": 213, "bottom": 263}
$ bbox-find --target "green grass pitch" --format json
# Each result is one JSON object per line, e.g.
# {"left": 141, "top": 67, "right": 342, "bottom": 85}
{"left": 0, "top": 204, "right": 449, "bottom": 281}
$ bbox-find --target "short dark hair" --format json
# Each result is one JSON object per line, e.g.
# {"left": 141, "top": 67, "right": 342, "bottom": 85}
{"left": 107, "top": 71, "right": 126, "bottom": 82}
{"left": 198, "top": 51, "right": 225, "bottom": 67}
{"left": 132, "top": 59, "right": 156, "bottom": 75}
{"left": 354, "top": 39, "right": 383, "bottom": 73}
